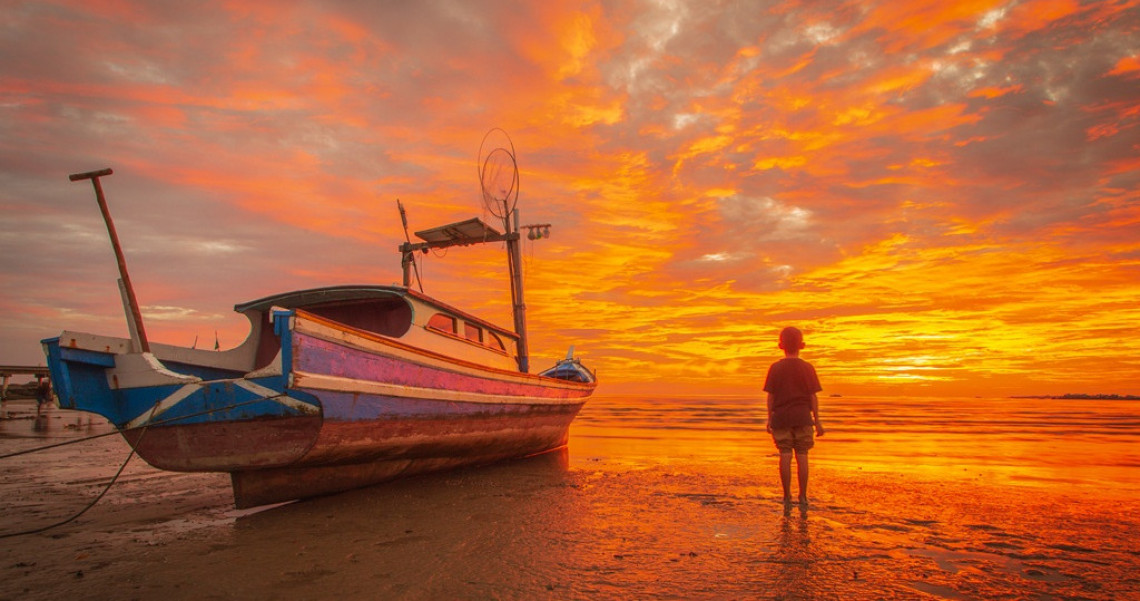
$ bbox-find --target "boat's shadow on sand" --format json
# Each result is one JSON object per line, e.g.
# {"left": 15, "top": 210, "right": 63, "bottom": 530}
{"left": 233, "top": 446, "right": 575, "bottom": 528}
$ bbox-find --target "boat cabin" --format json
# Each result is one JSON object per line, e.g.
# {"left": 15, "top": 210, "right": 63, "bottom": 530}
{"left": 236, "top": 286, "right": 522, "bottom": 373}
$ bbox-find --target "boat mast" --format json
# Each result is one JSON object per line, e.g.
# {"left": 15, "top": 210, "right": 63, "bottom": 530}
{"left": 397, "top": 130, "right": 542, "bottom": 373}
{"left": 395, "top": 205, "right": 546, "bottom": 374}
{"left": 68, "top": 168, "right": 151, "bottom": 353}
{"left": 397, "top": 199, "right": 423, "bottom": 292}
{"left": 504, "top": 207, "right": 529, "bottom": 373}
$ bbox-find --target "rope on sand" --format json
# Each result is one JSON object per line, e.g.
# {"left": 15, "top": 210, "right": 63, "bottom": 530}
{"left": 0, "top": 394, "right": 289, "bottom": 538}
{"left": 0, "top": 429, "right": 122, "bottom": 461}
{"left": 0, "top": 442, "right": 140, "bottom": 539}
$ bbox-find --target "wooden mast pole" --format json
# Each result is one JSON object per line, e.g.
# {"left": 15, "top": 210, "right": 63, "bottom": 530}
{"left": 394, "top": 196, "right": 536, "bottom": 374}
{"left": 506, "top": 207, "right": 529, "bottom": 373}
{"left": 68, "top": 168, "right": 151, "bottom": 353}
{"left": 397, "top": 199, "right": 422, "bottom": 291}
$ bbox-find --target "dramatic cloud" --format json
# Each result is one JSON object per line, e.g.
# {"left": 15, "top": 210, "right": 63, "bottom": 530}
{"left": 2, "top": 0, "right": 1138, "bottom": 396}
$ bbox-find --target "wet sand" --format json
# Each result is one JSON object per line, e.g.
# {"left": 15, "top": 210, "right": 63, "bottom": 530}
{"left": 2, "top": 399, "right": 1138, "bottom": 600}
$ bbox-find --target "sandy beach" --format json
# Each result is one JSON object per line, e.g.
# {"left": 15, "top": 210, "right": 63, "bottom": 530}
{"left": 2, "top": 397, "right": 1138, "bottom": 600}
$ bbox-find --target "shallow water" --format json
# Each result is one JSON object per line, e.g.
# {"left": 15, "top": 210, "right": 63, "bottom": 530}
{"left": 2, "top": 395, "right": 1138, "bottom": 600}
{"left": 571, "top": 395, "right": 1140, "bottom": 498}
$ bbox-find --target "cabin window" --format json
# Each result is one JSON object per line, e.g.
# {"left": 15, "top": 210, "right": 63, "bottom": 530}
{"left": 464, "top": 322, "right": 483, "bottom": 343}
{"left": 305, "top": 296, "right": 413, "bottom": 338}
{"left": 426, "top": 313, "right": 457, "bottom": 335}
{"left": 486, "top": 331, "right": 506, "bottom": 352}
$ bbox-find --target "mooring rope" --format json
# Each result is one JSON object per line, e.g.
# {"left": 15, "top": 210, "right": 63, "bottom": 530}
{"left": 0, "top": 394, "right": 289, "bottom": 461}
{"left": 0, "top": 392, "right": 293, "bottom": 538}
{"left": 0, "top": 433, "right": 142, "bottom": 539}
{"left": 0, "top": 429, "right": 122, "bottom": 461}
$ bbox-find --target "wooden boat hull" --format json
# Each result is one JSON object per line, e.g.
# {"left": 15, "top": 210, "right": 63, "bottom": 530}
{"left": 229, "top": 405, "right": 580, "bottom": 507}
{"left": 43, "top": 300, "right": 594, "bottom": 507}
{"left": 119, "top": 397, "right": 582, "bottom": 508}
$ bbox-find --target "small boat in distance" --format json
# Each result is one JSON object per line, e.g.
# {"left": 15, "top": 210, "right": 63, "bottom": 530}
{"left": 43, "top": 135, "right": 596, "bottom": 508}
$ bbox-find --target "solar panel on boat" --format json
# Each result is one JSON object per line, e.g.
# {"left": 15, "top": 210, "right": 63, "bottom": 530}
{"left": 415, "top": 218, "right": 501, "bottom": 244}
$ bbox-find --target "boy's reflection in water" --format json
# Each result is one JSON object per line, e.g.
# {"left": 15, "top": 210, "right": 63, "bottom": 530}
{"left": 773, "top": 504, "right": 814, "bottom": 596}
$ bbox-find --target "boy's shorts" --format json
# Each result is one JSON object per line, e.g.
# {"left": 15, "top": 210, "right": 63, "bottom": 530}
{"left": 772, "top": 425, "right": 815, "bottom": 453}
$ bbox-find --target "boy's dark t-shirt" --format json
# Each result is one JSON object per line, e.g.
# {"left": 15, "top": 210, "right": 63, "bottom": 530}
{"left": 763, "top": 357, "right": 822, "bottom": 430}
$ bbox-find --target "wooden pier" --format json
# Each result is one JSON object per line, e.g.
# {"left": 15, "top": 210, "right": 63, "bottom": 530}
{"left": 0, "top": 365, "right": 51, "bottom": 401}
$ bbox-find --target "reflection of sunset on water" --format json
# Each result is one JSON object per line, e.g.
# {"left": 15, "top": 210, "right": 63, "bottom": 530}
{"left": 2, "top": 1, "right": 1137, "bottom": 400}
{"left": 571, "top": 396, "right": 1140, "bottom": 499}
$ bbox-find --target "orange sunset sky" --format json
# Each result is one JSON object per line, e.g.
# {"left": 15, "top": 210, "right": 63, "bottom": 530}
{"left": 1, "top": 0, "right": 1138, "bottom": 398}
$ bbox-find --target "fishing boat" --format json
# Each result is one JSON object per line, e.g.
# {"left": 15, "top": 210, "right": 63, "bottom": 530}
{"left": 42, "top": 135, "right": 596, "bottom": 508}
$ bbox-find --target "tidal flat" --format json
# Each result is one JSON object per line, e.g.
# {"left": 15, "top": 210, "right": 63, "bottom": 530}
{"left": 1, "top": 396, "right": 1137, "bottom": 600}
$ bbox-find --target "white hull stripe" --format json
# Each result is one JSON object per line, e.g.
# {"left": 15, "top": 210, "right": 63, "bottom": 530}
{"left": 126, "top": 380, "right": 319, "bottom": 429}
{"left": 126, "top": 384, "right": 198, "bottom": 429}
{"left": 292, "top": 372, "right": 586, "bottom": 406}
{"left": 235, "top": 380, "right": 321, "bottom": 415}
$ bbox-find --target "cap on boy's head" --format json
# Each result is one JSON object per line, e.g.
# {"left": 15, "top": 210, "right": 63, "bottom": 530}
{"left": 779, "top": 326, "right": 805, "bottom": 350}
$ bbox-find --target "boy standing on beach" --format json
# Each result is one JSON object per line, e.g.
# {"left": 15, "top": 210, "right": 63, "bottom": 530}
{"left": 764, "top": 326, "right": 824, "bottom": 505}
